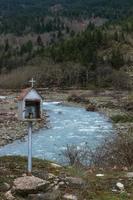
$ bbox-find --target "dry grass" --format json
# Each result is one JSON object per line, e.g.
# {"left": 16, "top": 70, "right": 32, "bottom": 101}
{"left": 0, "top": 60, "right": 82, "bottom": 89}
{"left": 0, "top": 60, "right": 51, "bottom": 89}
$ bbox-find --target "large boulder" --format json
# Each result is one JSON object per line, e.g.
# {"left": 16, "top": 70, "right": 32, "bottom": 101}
{"left": 13, "top": 176, "right": 49, "bottom": 196}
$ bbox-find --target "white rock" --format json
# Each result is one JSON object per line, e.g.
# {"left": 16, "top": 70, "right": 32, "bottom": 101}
{"left": 66, "top": 177, "right": 85, "bottom": 186}
{"left": 0, "top": 96, "right": 6, "bottom": 99}
{"left": 53, "top": 185, "right": 59, "bottom": 190}
{"left": 48, "top": 173, "right": 56, "bottom": 179}
{"left": 112, "top": 189, "right": 118, "bottom": 193}
{"left": 5, "top": 190, "right": 15, "bottom": 200}
{"left": 51, "top": 163, "right": 62, "bottom": 168}
{"left": 96, "top": 174, "right": 104, "bottom": 177}
{"left": 116, "top": 182, "right": 124, "bottom": 191}
{"left": 59, "top": 181, "right": 65, "bottom": 186}
{"left": 126, "top": 172, "right": 133, "bottom": 178}
{"left": 63, "top": 194, "right": 78, "bottom": 200}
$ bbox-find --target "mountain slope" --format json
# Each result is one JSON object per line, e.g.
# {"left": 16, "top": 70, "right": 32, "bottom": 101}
{"left": 0, "top": 0, "right": 132, "bottom": 35}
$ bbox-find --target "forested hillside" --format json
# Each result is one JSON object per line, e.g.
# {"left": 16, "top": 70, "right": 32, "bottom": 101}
{"left": 0, "top": 0, "right": 132, "bottom": 34}
{"left": 0, "top": 0, "right": 132, "bottom": 89}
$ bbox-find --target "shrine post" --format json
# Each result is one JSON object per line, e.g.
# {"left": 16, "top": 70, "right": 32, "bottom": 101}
{"left": 18, "top": 78, "right": 43, "bottom": 175}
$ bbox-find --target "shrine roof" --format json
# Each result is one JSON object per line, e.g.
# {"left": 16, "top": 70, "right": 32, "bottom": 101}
{"left": 18, "top": 87, "right": 32, "bottom": 101}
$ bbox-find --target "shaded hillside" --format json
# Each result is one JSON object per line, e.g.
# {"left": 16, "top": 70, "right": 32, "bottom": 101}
{"left": 0, "top": 1, "right": 132, "bottom": 89}
{"left": 0, "top": 0, "right": 132, "bottom": 35}
{"left": 1, "top": 18, "right": 133, "bottom": 89}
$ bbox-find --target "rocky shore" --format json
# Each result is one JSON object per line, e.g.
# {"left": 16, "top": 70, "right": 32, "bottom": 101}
{"left": 40, "top": 88, "right": 133, "bottom": 134}
{"left": 0, "top": 93, "right": 48, "bottom": 147}
{"left": 66, "top": 89, "right": 133, "bottom": 133}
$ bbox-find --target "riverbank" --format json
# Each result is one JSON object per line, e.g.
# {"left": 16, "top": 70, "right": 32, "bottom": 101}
{"left": 41, "top": 89, "right": 133, "bottom": 133}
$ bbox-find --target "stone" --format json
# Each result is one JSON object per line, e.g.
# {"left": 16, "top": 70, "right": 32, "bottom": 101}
{"left": 112, "top": 188, "right": 118, "bottom": 193}
{"left": 116, "top": 182, "right": 124, "bottom": 191}
{"left": 53, "top": 185, "right": 59, "bottom": 190}
{"left": 49, "top": 183, "right": 55, "bottom": 188}
{"left": 50, "top": 163, "right": 62, "bottom": 168}
{"left": 47, "top": 173, "right": 56, "bottom": 180}
{"left": 22, "top": 173, "right": 27, "bottom": 177}
{"left": 96, "top": 174, "right": 104, "bottom": 177}
{"left": 5, "top": 190, "right": 15, "bottom": 200}
{"left": 122, "top": 167, "right": 128, "bottom": 171}
{"left": 126, "top": 172, "right": 133, "bottom": 178}
{"left": 54, "top": 181, "right": 58, "bottom": 185}
{"left": 66, "top": 177, "right": 85, "bottom": 188}
{"left": 63, "top": 194, "right": 78, "bottom": 200}
{"left": 13, "top": 176, "right": 49, "bottom": 196}
{"left": 28, "top": 190, "right": 61, "bottom": 200}
{"left": 59, "top": 181, "right": 65, "bottom": 186}
{"left": 86, "top": 103, "right": 96, "bottom": 112}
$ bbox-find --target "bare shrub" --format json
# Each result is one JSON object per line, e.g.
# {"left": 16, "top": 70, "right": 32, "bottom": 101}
{"left": 63, "top": 129, "right": 133, "bottom": 168}
{"left": 111, "top": 70, "right": 131, "bottom": 90}
{"left": 89, "top": 129, "right": 133, "bottom": 168}
{"left": 62, "top": 144, "right": 90, "bottom": 166}
{"left": 96, "top": 66, "right": 113, "bottom": 88}
{"left": 0, "top": 61, "right": 85, "bottom": 89}
{"left": 67, "top": 93, "right": 90, "bottom": 104}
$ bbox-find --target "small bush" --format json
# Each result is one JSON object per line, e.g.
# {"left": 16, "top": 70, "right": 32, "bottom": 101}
{"left": 67, "top": 94, "right": 90, "bottom": 104}
{"left": 111, "top": 114, "right": 133, "bottom": 123}
{"left": 63, "top": 129, "right": 133, "bottom": 168}
{"left": 111, "top": 70, "right": 131, "bottom": 90}
{"left": 62, "top": 144, "right": 90, "bottom": 166}
{"left": 89, "top": 129, "right": 133, "bottom": 168}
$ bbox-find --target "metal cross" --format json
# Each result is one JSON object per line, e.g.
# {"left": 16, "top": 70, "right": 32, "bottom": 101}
{"left": 29, "top": 78, "right": 36, "bottom": 88}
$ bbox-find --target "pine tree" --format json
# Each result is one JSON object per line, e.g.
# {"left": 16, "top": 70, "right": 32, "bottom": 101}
{"left": 114, "top": 31, "right": 119, "bottom": 41}
{"left": 4, "top": 39, "right": 10, "bottom": 52}
{"left": 111, "top": 48, "right": 124, "bottom": 69}
{"left": 37, "top": 35, "right": 44, "bottom": 47}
